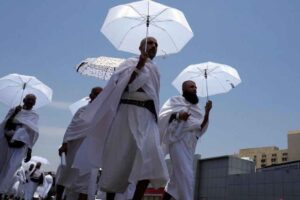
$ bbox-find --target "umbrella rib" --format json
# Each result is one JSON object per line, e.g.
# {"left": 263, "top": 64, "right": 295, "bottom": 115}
{"left": 210, "top": 75, "right": 228, "bottom": 91}
{"left": 127, "top": 5, "right": 146, "bottom": 19}
{"left": 117, "top": 21, "right": 147, "bottom": 48}
{"left": 150, "top": 8, "right": 169, "bottom": 22}
{"left": 150, "top": 23, "right": 179, "bottom": 51}
{"left": 207, "top": 66, "right": 220, "bottom": 74}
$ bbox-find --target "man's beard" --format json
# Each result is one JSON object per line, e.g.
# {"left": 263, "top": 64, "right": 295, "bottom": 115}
{"left": 183, "top": 91, "right": 199, "bottom": 104}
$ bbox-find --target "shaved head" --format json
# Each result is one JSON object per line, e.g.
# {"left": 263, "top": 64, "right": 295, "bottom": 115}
{"left": 89, "top": 86, "right": 103, "bottom": 102}
{"left": 182, "top": 80, "right": 199, "bottom": 104}
{"left": 139, "top": 37, "right": 158, "bottom": 59}
{"left": 23, "top": 93, "right": 36, "bottom": 110}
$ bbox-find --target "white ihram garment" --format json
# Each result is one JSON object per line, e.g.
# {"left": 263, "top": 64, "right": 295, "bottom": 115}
{"left": 0, "top": 109, "right": 39, "bottom": 194}
{"left": 159, "top": 96, "right": 209, "bottom": 200}
{"left": 36, "top": 174, "right": 53, "bottom": 198}
{"left": 56, "top": 106, "right": 87, "bottom": 188}
{"left": 72, "top": 57, "right": 168, "bottom": 193}
{"left": 24, "top": 168, "right": 43, "bottom": 200}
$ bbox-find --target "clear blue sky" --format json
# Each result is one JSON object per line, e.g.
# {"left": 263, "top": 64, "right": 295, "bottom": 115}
{"left": 0, "top": 0, "right": 299, "bottom": 171}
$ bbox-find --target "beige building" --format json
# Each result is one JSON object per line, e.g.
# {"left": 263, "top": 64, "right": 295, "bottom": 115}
{"left": 287, "top": 130, "right": 300, "bottom": 161}
{"left": 237, "top": 130, "right": 300, "bottom": 168}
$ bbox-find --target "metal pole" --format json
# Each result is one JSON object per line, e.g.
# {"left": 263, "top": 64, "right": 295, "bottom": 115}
{"left": 204, "top": 69, "right": 209, "bottom": 102}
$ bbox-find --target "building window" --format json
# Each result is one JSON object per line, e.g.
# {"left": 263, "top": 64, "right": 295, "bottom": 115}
{"left": 271, "top": 158, "right": 277, "bottom": 162}
{"left": 261, "top": 164, "right": 266, "bottom": 167}
{"left": 282, "top": 153, "right": 288, "bottom": 156}
{"left": 261, "top": 159, "right": 266, "bottom": 163}
{"left": 262, "top": 154, "right": 266, "bottom": 158}
{"left": 272, "top": 153, "right": 277, "bottom": 157}
{"left": 282, "top": 157, "right": 288, "bottom": 162}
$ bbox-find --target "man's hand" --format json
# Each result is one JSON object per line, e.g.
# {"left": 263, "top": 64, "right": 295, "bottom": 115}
{"left": 24, "top": 148, "right": 32, "bottom": 163}
{"left": 137, "top": 50, "right": 149, "bottom": 69}
{"left": 58, "top": 143, "right": 68, "bottom": 156}
{"left": 178, "top": 112, "right": 190, "bottom": 121}
{"left": 205, "top": 100, "right": 212, "bottom": 113}
{"left": 14, "top": 105, "right": 22, "bottom": 113}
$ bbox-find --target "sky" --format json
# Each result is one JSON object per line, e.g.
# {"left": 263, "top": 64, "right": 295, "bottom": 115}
{"left": 0, "top": 0, "right": 299, "bottom": 171}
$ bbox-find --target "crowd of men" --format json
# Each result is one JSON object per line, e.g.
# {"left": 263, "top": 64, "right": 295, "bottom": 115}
{"left": 0, "top": 37, "right": 212, "bottom": 200}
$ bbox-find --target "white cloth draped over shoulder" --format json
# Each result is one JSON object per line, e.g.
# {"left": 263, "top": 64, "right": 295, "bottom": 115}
{"left": 63, "top": 106, "right": 87, "bottom": 143}
{"left": 158, "top": 96, "right": 208, "bottom": 154}
{"left": 11, "top": 109, "right": 39, "bottom": 149}
{"left": 0, "top": 109, "right": 39, "bottom": 194}
{"left": 73, "top": 57, "right": 161, "bottom": 170}
{"left": 58, "top": 105, "right": 87, "bottom": 182}
{"left": 159, "top": 96, "right": 209, "bottom": 200}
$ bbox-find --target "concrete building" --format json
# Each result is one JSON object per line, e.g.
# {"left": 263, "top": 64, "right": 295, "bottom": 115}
{"left": 287, "top": 130, "right": 300, "bottom": 162}
{"left": 237, "top": 130, "right": 300, "bottom": 169}
{"left": 195, "top": 155, "right": 300, "bottom": 200}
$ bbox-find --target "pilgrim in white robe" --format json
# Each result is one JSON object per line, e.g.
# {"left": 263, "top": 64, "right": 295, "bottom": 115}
{"left": 24, "top": 165, "right": 43, "bottom": 200}
{"left": 159, "top": 96, "right": 209, "bottom": 200}
{"left": 56, "top": 106, "right": 87, "bottom": 188}
{"left": 9, "top": 167, "right": 27, "bottom": 198}
{"left": 0, "top": 108, "right": 39, "bottom": 194}
{"left": 56, "top": 105, "right": 99, "bottom": 199}
{"left": 72, "top": 57, "right": 168, "bottom": 194}
{"left": 35, "top": 174, "right": 53, "bottom": 199}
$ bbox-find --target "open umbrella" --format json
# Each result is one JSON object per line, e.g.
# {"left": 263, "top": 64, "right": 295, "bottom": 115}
{"left": 69, "top": 96, "right": 90, "bottom": 115}
{"left": 30, "top": 156, "right": 50, "bottom": 165}
{"left": 76, "top": 56, "right": 125, "bottom": 80}
{"left": 172, "top": 61, "right": 241, "bottom": 100}
{"left": 101, "top": 0, "right": 193, "bottom": 56}
{"left": 0, "top": 73, "right": 52, "bottom": 109}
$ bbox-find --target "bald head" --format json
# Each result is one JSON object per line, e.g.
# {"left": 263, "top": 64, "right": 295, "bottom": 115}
{"left": 139, "top": 37, "right": 158, "bottom": 59}
{"left": 23, "top": 94, "right": 36, "bottom": 110}
{"left": 182, "top": 80, "right": 197, "bottom": 94}
{"left": 182, "top": 80, "right": 199, "bottom": 104}
{"left": 89, "top": 87, "right": 103, "bottom": 102}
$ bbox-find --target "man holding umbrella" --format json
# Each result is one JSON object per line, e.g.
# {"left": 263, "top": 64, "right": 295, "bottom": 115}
{"left": 0, "top": 94, "right": 39, "bottom": 198}
{"left": 72, "top": 37, "right": 168, "bottom": 200}
{"left": 159, "top": 80, "right": 212, "bottom": 200}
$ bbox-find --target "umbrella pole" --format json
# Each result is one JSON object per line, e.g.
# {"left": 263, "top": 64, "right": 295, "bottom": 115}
{"left": 19, "top": 83, "right": 27, "bottom": 106}
{"left": 144, "top": 0, "right": 150, "bottom": 52}
{"left": 205, "top": 69, "right": 209, "bottom": 102}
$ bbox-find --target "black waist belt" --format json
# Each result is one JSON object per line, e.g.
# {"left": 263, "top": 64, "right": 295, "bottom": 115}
{"left": 120, "top": 99, "right": 157, "bottom": 122}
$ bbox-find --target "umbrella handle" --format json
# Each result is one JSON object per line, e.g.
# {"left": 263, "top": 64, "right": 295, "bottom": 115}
{"left": 205, "top": 69, "right": 209, "bottom": 101}
{"left": 19, "top": 83, "right": 27, "bottom": 106}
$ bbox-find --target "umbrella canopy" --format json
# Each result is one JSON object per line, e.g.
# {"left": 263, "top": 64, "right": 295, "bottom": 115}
{"left": 69, "top": 96, "right": 90, "bottom": 115}
{"left": 0, "top": 73, "right": 52, "bottom": 109}
{"left": 101, "top": 0, "right": 193, "bottom": 56}
{"left": 30, "top": 156, "right": 50, "bottom": 165}
{"left": 172, "top": 61, "right": 241, "bottom": 98}
{"left": 76, "top": 56, "right": 125, "bottom": 80}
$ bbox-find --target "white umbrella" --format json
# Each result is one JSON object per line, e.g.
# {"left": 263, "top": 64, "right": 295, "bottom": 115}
{"left": 69, "top": 96, "right": 90, "bottom": 115}
{"left": 101, "top": 0, "right": 193, "bottom": 56}
{"left": 172, "top": 61, "right": 241, "bottom": 100}
{"left": 76, "top": 56, "right": 125, "bottom": 80}
{"left": 0, "top": 73, "right": 52, "bottom": 109}
{"left": 30, "top": 156, "right": 50, "bottom": 165}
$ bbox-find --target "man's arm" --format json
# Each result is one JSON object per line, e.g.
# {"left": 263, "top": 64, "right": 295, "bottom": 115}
{"left": 58, "top": 143, "right": 68, "bottom": 156}
{"left": 169, "top": 112, "right": 190, "bottom": 123}
{"left": 200, "top": 100, "right": 212, "bottom": 131}
{"left": 4, "top": 105, "right": 22, "bottom": 130}
{"left": 24, "top": 148, "right": 32, "bottom": 162}
{"left": 128, "top": 52, "right": 148, "bottom": 84}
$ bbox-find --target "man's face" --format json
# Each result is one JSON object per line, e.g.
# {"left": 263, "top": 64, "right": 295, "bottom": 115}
{"left": 140, "top": 37, "right": 158, "bottom": 59}
{"left": 23, "top": 94, "right": 36, "bottom": 110}
{"left": 183, "top": 81, "right": 197, "bottom": 95}
{"left": 182, "top": 81, "right": 199, "bottom": 104}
